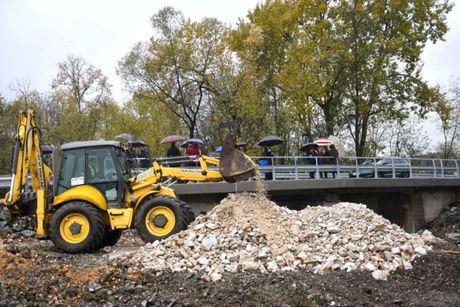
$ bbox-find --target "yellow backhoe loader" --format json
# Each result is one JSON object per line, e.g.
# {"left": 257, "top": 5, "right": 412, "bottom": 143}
{"left": 0, "top": 109, "right": 256, "bottom": 253}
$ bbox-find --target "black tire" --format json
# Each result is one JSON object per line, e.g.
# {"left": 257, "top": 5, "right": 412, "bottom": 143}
{"left": 49, "top": 202, "right": 105, "bottom": 253}
{"left": 135, "top": 196, "right": 188, "bottom": 243}
{"left": 180, "top": 201, "right": 196, "bottom": 224}
{"left": 99, "top": 227, "right": 123, "bottom": 248}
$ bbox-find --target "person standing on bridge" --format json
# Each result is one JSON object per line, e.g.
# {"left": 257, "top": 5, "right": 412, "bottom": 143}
{"left": 307, "top": 147, "right": 318, "bottom": 179}
{"left": 262, "top": 147, "right": 274, "bottom": 180}
{"left": 167, "top": 142, "right": 181, "bottom": 157}
{"left": 319, "top": 147, "right": 328, "bottom": 178}
{"left": 328, "top": 144, "right": 339, "bottom": 178}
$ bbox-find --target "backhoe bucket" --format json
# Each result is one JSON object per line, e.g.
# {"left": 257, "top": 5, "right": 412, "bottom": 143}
{"left": 219, "top": 134, "right": 257, "bottom": 183}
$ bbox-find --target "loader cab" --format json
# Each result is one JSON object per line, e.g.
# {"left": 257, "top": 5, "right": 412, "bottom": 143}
{"left": 56, "top": 141, "right": 130, "bottom": 205}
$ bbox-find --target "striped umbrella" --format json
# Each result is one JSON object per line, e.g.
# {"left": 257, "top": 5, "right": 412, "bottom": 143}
{"left": 314, "top": 138, "right": 333, "bottom": 146}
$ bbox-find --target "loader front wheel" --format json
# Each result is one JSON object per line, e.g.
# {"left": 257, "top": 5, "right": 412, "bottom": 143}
{"left": 99, "top": 227, "right": 123, "bottom": 248}
{"left": 50, "top": 202, "right": 105, "bottom": 253}
{"left": 135, "top": 196, "right": 187, "bottom": 243}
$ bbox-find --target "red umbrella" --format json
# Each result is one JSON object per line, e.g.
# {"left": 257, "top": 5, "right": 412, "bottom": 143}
{"left": 160, "top": 135, "right": 186, "bottom": 144}
{"left": 314, "top": 138, "right": 333, "bottom": 146}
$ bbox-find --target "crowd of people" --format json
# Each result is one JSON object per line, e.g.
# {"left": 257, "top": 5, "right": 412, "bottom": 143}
{"left": 304, "top": 144, "right": 339, "bottom": 179}
{"left": 257, "top": 144, "right": 339, "bottom": 180}
{"left": 126, "top": 137, "right": 340, "bottom": 181}
{"left": 166, "top": 142, "right": 201, "bottom": 158}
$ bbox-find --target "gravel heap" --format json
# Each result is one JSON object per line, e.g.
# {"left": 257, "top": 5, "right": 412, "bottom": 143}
{"left": 0, "top": 206, "right": 35, "bottom": 238}
{"left": 114, "top": 193, "right": 434, "bottom": 281}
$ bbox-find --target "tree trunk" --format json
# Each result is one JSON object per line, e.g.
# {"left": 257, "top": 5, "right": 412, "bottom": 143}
{"left": 356, "top": 114, "right": 369, "bottom": 157}
{"left": 322, "top": 103, "right": 335, "bottom": 137}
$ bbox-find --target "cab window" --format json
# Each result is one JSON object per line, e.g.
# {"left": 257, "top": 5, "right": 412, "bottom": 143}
{"left": 86, "top": 148, "right": 118, "bottom": 182}
{"left": 86, "top": 148, "right": 119, "bottom": 201}
{"left": 57, "top": 149, "right": 85, "bottom": 194}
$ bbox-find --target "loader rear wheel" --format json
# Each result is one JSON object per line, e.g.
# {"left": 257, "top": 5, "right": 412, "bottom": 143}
{"left": 99, "top": 227, "right": 123, "bottom": 248}
{"left": 135, "top": 196, "right": 187, "bottom": 243}
{"left": 50, "top": 202, "right": 105, "bottom": 253}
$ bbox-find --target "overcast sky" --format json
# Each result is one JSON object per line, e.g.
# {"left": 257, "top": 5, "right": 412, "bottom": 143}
{"left": 0, "top": 0, "right": 459, "bottom": 144}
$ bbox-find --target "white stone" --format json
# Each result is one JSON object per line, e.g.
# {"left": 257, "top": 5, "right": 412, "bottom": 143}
{"left": 414, "top": 247, "right": 427, "bottom": 255}
{"left": 290, "top": 224, "right": 301, "bottom": 235}
{"left": 341, "top": 262, "right": 357, "bottom": 272}
{"left": 327, "top": 225, "right": 341, "bottom": 234}
{"left": 402, "top": 261, "right": 413, "bottom": 270}
{"left": 225, "top": 264, "right": 239, "bottom": 273}
{"left": 275, "top": 256, "right": 286, "bottom": 268}
{"left": 194, "top": 223, "right": 205, "bottom": 230}
{"left": 241, "top": 259, "right": 259, "bottom": 271}
{"left": 198, "top": 257, "right": 209, "bottom": 265}
{"left": 266, "top": 261, "right": 279, "bottom": 271}
{"left": 184, "top": 240, "right": 194, "bottom": 248}
{"left": 371, "top": 270, "right": 389, "bottom": 281}
{"left": 202, "top": 236, "right": 218, "bottom": 251}
{"left": 206, "top": 223, "right": 218, "bottom": 230}
{"left": 210, "top": 272, "right": 222, "bottom": 282}
{"left": 364, "top": 262, "right": 376, "bottom": 271}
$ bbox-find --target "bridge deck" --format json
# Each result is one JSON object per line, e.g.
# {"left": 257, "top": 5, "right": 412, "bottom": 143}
{"left": 172, "top": 178, "right": 460, "bottom": 195}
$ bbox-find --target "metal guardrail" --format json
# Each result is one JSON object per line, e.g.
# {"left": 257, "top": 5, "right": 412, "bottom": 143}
{"left": 131, "top": 155, "right": 460, "bottom": 181}
{"left": 1, "top": 156, "right": 459, "bottom": 190}
{"left": 251, "top": 156, "right": 460, "bottom": 180}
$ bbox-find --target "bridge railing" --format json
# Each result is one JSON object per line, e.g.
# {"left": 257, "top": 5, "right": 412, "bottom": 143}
{"left": 3, "top": 155, "right": 455, "bottom": 188}
{"left": 250, "top": 156, "right": 460, "bottom": 180}
{"left": 132, "top": 155, "right": 460, "bottom": 180}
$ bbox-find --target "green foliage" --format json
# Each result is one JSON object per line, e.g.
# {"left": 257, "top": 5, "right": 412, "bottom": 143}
{"left": 0, "top": 2, "right": 456, "bottom": 171}
{"left": 114, "top": 94, "right": 182, "bottom": 157}
{"left": 0, "top": 96, "right": 22, "bottom": 174}
{"left": 230, "top": 0, "right": 452, "bottom": 156}
{"left": 119, "top": 8, "right": 228, "bottom": 138}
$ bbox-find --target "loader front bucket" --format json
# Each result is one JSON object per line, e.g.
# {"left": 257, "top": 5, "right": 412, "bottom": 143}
{"left": 219, "top": 133, "right": 257, "bottom": 183}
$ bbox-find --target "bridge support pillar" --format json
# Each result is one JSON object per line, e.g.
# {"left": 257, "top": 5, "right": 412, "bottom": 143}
{"left": 421, "top": 191, "right": 454, "bottom": 223}
{"left": 403, "top": 190, "right": 455, "bottom": 233}
{"left": 323, "top": 193, "right": 340, "bottom": 207}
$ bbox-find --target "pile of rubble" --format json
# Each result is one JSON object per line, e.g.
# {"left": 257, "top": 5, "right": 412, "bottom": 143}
{"left": 0, "top": 206, "right": 35, "bottom": 238}
{"left": 114, "top": 193, "right": 434, "bottom": 281}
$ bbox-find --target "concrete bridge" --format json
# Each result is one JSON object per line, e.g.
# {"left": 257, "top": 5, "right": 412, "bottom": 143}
{"left": 170, "top": 155, "right": 460, "bottom": 233}
{"left": 1, "top": 155, "right": 459, "bottom": 233}
{"left": 172, "top": 178, "right": 460, "bottom": 233}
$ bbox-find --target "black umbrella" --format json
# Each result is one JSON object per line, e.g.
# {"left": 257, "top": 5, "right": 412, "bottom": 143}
{"left": 253, "top": 136, "right": 284, "bottom": 148}
{"left": 235, "top": 141, "right": 248, "bottom": 148}
{"left": 130, "top": 139, "right": 147, "bottom": 147}
{"left": 181, "top": 138, "right": 204, "bottom": 148}
{"left": 300, "top": 142, "right": 319, "bottom": 152}
{"left": 40, "top": 145, "right": 54, "bottom": 153}
{"left": 115, "top": 133, "right": 136, "bottom": 142}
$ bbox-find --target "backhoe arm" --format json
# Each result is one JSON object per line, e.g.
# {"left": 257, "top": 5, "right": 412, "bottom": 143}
{"left": 128, "top": 155, "right": 223, "bottom": 192}
{"left": 1, "top": 109, "right": 52, "bottom": 237}
{"left": 129, "top": 120, "right": 256, "bottom": 192}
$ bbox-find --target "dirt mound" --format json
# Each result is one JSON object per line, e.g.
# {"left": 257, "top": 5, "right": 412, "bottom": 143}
{"left": 427, "top": 201, "right": 460, "bottom": 245}
{"left": 114, "top": 193, "right": 433, "bottom": 281}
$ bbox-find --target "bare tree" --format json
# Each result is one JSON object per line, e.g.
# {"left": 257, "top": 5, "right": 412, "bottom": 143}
{"left": 437, "top": 78, "right": 460, "bottom": 159}
{"left": 52, "top": 55, "right": 111, "bottom": 114}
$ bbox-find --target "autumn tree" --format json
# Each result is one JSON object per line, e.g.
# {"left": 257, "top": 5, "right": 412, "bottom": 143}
{"left": 336, "top": 0, "right": 452, "bottom": 156}
{"left": 114, "top": 94, "right": 183, "bottom": 156}
{"left": 51, "top": 55, "right": 113, "bottom": 142}
{"left": 119, "top": 7, "right": 234, "bottom": 138}
{"left": 231, "top": 0, "right": 452, "bottom": 156}
{"left": 229, "top": 1, "right": 300, "bottom": 155}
